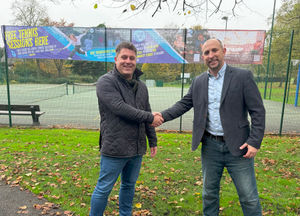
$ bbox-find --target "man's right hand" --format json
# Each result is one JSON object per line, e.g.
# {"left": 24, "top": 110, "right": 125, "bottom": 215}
{"left": 151, "top": 112, "right": 164, "bottom": 127}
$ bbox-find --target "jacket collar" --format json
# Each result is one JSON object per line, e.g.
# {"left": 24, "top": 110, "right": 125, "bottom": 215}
{"left": 220, "top": 65, "right": 233, "bottom": 104}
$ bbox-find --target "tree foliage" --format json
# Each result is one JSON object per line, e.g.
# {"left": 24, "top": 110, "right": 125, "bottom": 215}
{"left": 268, "top": 0, "right": 300, "bottom": 78}
{"left": 71, "top": 61, "right": 107, "bottom": 81}
{"left": 141, "top": 63, "right": 180, "bottom": 82}
{"left": 0, "top": 47, "right": 4, "bottom": 59}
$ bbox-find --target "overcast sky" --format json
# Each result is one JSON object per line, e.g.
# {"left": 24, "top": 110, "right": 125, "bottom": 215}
{"left": 0, "top": 0, "right": 282, "bottom": 47}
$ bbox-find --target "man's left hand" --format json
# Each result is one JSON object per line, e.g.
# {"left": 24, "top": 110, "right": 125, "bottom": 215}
{"left": 150, "top": 146, "right": 157, "bottom": 157}
{"left": 240, "top": 143, "right": 258, "bottom": 158}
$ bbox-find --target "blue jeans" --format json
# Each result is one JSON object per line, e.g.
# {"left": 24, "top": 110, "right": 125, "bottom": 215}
{"left": 90, "top": 155, "right": 143, "bottom": 216}
{"left": 201, "top": 136, "right": 262, "bottom": 216}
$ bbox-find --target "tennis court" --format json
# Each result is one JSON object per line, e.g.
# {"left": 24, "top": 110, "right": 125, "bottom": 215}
{"left": 0, "top": 84, "right": 299, "bottom": 134}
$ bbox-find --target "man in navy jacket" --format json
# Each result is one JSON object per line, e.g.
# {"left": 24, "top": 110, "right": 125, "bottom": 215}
{"left": 90, "top": 42, "right": 163, "bottom": 216}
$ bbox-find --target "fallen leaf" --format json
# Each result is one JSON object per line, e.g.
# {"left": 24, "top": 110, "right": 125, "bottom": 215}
{"left": 19, "top": 205, "right": 27, "bottom": 210}
{"left": 135, "top": 203, "right": 142, "bottom": 208}
{"left": 33, "top": 204, "right": 42, "bottom": 210}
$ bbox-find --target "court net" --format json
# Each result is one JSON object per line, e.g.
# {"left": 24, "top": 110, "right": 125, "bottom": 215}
{"left": 72, "top": 82, "right": 96, "bottom": 94}
{"left": 0, "top": 83, "right": 68, "bottom": 104}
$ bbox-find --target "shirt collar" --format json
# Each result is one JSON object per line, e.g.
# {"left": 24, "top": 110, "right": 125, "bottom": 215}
{"left": 207, "top": 63, "right": 227, "bottom": 78}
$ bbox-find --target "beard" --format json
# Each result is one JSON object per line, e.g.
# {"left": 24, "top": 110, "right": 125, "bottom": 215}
{"left": 208, "top": 59, "right": 221, "bottom": 70}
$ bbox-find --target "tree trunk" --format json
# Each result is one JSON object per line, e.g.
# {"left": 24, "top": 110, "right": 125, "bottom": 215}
{"left": 53, "top": 59, "right": 64, "bottom": 77}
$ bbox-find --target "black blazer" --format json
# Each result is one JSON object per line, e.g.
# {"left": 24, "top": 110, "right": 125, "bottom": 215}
{"left": 161, "top": 65, "right": 265, "bottom": 156}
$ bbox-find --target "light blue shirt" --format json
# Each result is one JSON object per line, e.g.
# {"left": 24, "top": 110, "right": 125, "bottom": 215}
{"left": 206, "top": 63, "right": 227, "bottom": 136}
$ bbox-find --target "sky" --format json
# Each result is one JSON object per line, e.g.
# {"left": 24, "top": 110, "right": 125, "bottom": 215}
{"left": 0, "top": 0, "right": 282, "bottom": 47}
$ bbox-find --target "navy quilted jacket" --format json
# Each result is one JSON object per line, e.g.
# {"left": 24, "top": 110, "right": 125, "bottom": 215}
{"left": 96, "top": 67, "right": 157, "bottom": 157}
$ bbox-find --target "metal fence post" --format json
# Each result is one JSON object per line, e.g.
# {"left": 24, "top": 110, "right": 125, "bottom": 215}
{"left": 279, "top": 30, "right": 294, "bottom": 136}
{"left": 295, "top": 64, "right": 300, "bottom": 107}
{"left": 2, "top": 25, "right": 12, "bottom": 127}
{"left": 179, "top": 28, "right": 187, "bottom": 132}
{"left": 264, "top": 0, "right": 276, "bottom": 99}
{"left": 287, "top": 62, "right": 294, "bottom": 103}
{"left": 105, "top": 27, "right": 107, "bottom": 73}
{"left": 269, "top": 63, "right": 275, "bottom": 99}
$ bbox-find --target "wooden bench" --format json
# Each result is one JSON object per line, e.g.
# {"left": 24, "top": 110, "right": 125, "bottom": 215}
{"left": 0, "top": 104, "right": 45, "bottom": 125}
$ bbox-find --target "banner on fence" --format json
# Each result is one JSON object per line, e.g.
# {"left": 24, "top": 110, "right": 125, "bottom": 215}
{"left": 1, "top": 25, "right": 265, "bottom": 64}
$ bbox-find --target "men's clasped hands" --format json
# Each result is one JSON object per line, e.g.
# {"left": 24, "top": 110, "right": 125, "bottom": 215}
{"left": 151, "top": 112, "right": 164, "bottom": 127}
{"left": 150, "top": 112, "right": 258, "bottom": 159}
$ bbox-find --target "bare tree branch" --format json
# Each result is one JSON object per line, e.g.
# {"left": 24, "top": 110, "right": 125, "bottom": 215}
{"left": 183, "top": 1, "right": 194, "bottom": 9}
{"left": 135, "top": 0, "right": 148, "bottom": 10}
{"left": 232, "top": 0, "right": 243, "bottom": 16}
{"left": 47, "top": 0, "right": 249, "bottom": 21}
{"left": 208, "top": 0, "right": 223, "bottom": 17}
{"left": 152, "top": 0, "right": 162, "bottom": 17}
{"left": 173, "top": 0, "right": 179, "bottom": 11}
{"left": 11, "top": 0, "right": 48, "bottom": 26}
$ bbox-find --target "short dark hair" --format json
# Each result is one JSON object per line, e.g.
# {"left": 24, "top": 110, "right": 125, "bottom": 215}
{"left": 115, "top": 42, "right": 137, "bottom": 56}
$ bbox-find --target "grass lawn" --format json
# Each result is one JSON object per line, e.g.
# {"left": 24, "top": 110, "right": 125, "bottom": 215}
{"left": 0, "top": 128, "right": 299, "bottom": 216}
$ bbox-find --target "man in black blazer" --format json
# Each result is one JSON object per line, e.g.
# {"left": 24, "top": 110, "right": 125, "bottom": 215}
{"left": 158, "top": 39, "right": 265, "bottom": 216}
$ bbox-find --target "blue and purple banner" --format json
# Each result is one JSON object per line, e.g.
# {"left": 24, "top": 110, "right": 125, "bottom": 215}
{"left": 1, "top": 25, "right": 265, "bottom": 64}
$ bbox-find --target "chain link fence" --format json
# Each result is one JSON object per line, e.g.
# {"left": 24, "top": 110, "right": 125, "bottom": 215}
{"left": 0, "top": 61, "right": 299, "bottom": 134}
{"left": 1, "top": 27, "right": 299, "bottom": 134}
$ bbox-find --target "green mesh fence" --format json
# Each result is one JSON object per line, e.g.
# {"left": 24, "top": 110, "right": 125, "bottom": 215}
{"left": 1, "top": 63, "right": 299, "bottom": 134}
{"left": 1, "top": 27, "right": 299, "bottom": 134}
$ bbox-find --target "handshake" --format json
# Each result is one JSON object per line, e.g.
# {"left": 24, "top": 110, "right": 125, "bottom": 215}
{"left": 151, "top": 112, "right": 164, "bottom": 127}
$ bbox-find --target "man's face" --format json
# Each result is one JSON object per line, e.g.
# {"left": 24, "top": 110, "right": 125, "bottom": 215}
{"left": 202, "top": 39, "right": 226, "bottom": 74}
{"left": 115, "top": 48, "right": 136, "bottom": 80}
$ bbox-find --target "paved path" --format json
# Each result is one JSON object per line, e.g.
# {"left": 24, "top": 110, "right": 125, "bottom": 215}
{"left": 0, "top": 180, "right": 65, "bottom": 216}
